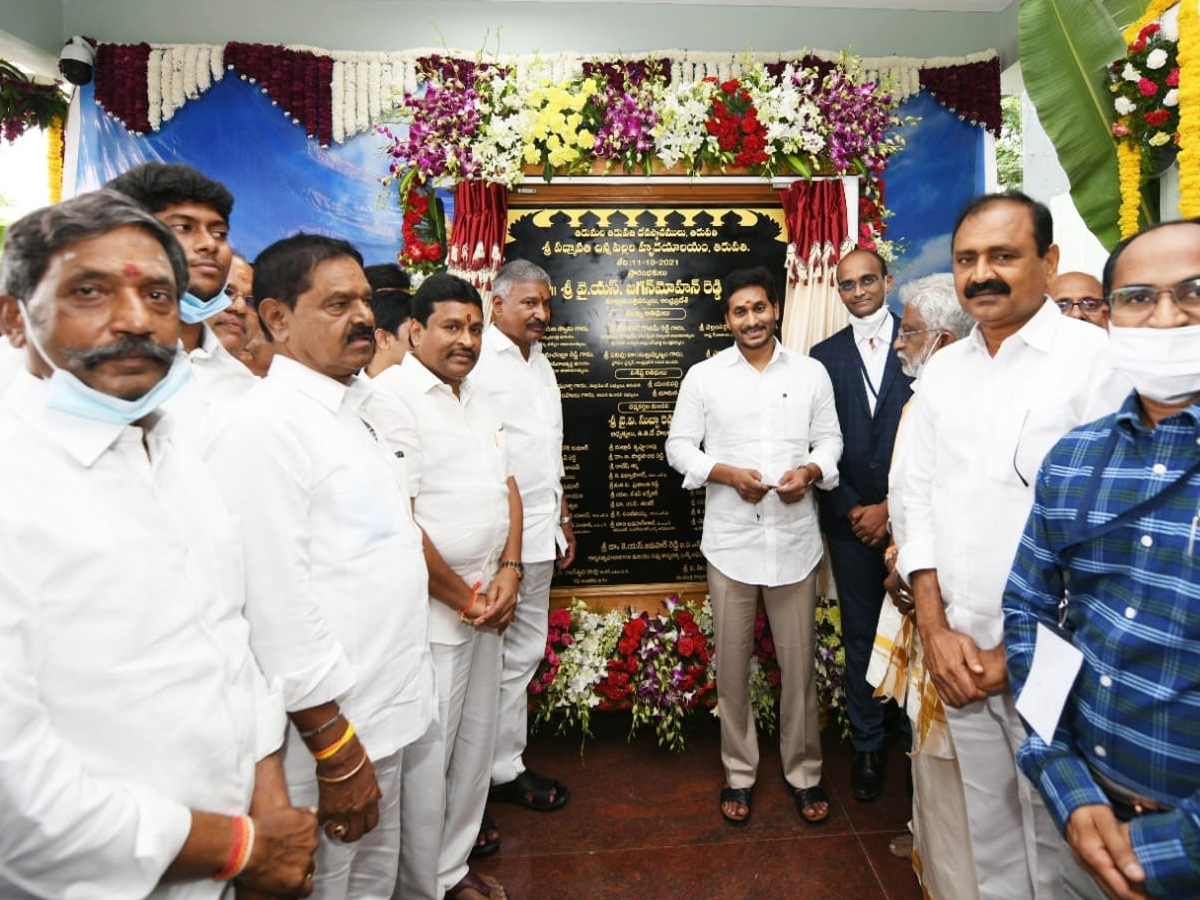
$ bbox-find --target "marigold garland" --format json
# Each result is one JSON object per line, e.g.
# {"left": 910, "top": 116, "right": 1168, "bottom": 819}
{"left": 1178, "top": 0, "right": 1200, "bottom": 217}
{"left": 46, "top": 114, "right": 63, "bottom": 203}
{"left": 1124, "top": 0, "right": 1181, "bottom": 42}
{"left": 1117, "top": 139, "right": 1142, "bottom": 237}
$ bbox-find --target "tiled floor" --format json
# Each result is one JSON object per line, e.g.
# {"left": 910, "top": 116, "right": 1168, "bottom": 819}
{"left": 474, "top": 713, "right": 923, "bottom": 900}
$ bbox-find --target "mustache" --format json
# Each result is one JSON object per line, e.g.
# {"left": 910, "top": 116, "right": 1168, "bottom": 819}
{"left": 964, "top": 279, "right": 1011, "bottom": 299}
{"left": 345, "top": 324, "right": 376, "bottom": 345}
{"left": 64, "top": 335, "right": 178, "bottom": 370}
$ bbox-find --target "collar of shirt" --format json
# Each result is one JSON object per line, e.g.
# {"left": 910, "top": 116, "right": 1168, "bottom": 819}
{"left": 719, "top": 339, "right": 785, "bottom": 370}
{"left": 966, "top": 296, "right": 1060, "bottom": 357}
{"left": 266, "top": 353, "right": 371, "bottom": 415}
{"left": 850, "top": 306, "right": 891, "bottom": 347}
{"left": 1113, "top": 389, "right": 1200, "bottom": 439}
{"left": 188, "top": 323, "right": 222, "bottom": 361}
{"left": 484, "top": 324, "right": 543, "bottom": 363}
{"left": 399, "top": 351, "right": 476, "bottom": 402}
{"left": 2, "top": 368, "right": 173, "bottom": 468}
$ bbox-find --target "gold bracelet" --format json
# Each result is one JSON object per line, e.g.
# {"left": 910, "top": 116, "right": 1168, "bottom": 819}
{"left": 316, "top": 750, "right": 368, "bottom": 784}
{"left": 312, "top": 722, "right": 356, "bottom": 761}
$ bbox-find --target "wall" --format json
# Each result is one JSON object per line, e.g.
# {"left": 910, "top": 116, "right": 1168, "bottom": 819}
{"left": 53, "top": 0, "right": 1017, "bottom": 62}
{"left": 0, "top": 0, "right": 63, "bottom": 72}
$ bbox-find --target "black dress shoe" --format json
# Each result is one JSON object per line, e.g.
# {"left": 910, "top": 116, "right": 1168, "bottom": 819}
{"left": 852, "top": 750, "right": 884, "bottom": 802}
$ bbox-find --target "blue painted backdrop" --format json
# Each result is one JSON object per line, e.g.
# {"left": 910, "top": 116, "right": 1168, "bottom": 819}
{"left": 72, "top": 78, "right": 984, "bottom": 278}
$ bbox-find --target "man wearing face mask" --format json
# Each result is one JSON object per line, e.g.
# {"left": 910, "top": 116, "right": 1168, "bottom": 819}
{"left": 106, "top": 162, "right": 256, "bottom": 441}
{"left": 0, "top": 190, "right": 320, "bottom": 898}
{"left": 897, "top": 191, "right": 1126, "bottom": 900}
{"left": 1004, "top": 219, "right": 1200, "bottom": 900}
{"left": 868, "top": 273, "right": 978, "bottom": 900}
{"left": 810, "top": 248, "right": 913, "bottom": 803}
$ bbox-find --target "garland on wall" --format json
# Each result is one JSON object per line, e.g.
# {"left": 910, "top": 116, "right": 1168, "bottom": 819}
{"left": 91, "top": 42, "right": 1001, "bottom": 147}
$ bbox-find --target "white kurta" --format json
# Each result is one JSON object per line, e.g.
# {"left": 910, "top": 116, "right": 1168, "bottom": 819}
{"left": 163, "top": 323, "right": 258, "bottom": 450}
{"left": 665, "top": 341, "right": 843, "bottom": 587}
{"left": 0, "top": 370, "right": 285, "bottom": 900}
{"left": 204, "top": 354, "right": 435, "bottom": 785}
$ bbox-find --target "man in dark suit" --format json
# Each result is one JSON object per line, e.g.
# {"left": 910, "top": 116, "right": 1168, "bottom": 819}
{"left": 810, "top": 248, "right": 913, "bottom": 802}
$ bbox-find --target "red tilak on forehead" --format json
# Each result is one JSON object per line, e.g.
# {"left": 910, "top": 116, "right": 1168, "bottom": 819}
{"left": 122, "top": 263, "right": 143, "bottom": 278}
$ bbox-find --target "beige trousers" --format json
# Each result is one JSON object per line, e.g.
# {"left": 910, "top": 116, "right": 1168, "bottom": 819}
{"left": 708, "top": 563, "right": 822, "bottom": 790}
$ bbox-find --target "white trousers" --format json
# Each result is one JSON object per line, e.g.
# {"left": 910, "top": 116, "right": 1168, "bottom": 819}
{"left": 491, "top": 559, "right": 555, "bottom": 785}
{"left": 912, "top": 749, "right": 979, "bottom": 900}
{"left": 289, "top": 750, "right": 402, "bottom": 900}
{"left": 944, "top": 692, "right": 1063, "bottom": 900}
{"left": 395, "top": 631, "right": 501, "bottom": 900}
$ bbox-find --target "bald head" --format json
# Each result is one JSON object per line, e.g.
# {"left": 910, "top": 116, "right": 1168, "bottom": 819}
{"left": 1050, "top": 271, "right": 1107, "bottom": 328}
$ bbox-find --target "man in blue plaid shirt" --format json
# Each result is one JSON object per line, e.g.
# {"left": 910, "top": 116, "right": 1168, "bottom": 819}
{"left": 1004, "top": 220, "right": 1200, "bottom": 900}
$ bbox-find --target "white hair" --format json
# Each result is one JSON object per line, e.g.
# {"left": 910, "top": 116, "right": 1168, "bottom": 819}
{"left": 899, "top": 273, "right": 974, "bottom": 339}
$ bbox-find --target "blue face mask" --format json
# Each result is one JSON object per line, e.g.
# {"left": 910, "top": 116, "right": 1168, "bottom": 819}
{"left": 179, "top": 280, "right": 233, "bottom": 325}
{"left": 19, "top": 301, "right": 192, "bottom": 426}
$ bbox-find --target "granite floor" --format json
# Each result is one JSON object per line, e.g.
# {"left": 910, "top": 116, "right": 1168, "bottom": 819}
{"left": 473, "top": 713, "right": 923, "bottom": 900}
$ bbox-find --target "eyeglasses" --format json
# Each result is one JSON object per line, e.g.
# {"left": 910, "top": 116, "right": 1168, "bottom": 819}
{"left": 224, "top": 286, "right": 256, "bottom": 309}
{"left": 837, "top": 274, "right": 881, "bottom": 293}
{"left": 1054, "top": 297, "right": 1105, "bottom": 314}
{"left": 894, "top": 328, "right": 942, "bottom": 345}
{"left": 1107, "top": 277, "right": 1200, "bottom": 322}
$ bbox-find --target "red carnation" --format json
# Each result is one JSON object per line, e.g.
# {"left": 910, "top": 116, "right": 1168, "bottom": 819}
{"left": 1168, "top": 67, "right": 1180, "bottom": 87}
{"left": 1138, "top": 77, "right": 1159, "bottom": 97}
{"left": 678, "top": 636, "right": 697, "bottom": 658}
{"left": 720, "top": 79, "right": 740, "bottom": 94}
{"left": 1144, "top": 109, "right": 1171, "bottom": 127}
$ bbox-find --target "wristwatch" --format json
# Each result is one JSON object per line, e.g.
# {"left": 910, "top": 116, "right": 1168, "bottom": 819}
{"left": 500, "top": 559, "right": 524, "bottom": 580}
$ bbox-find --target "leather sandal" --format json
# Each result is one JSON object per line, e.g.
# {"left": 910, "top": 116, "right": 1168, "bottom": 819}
{"left": 469, "top": 810, "right": 500, "bottom": 859}
{"left": 719, "top": 786, "right": 752, "bottom": 826}
{"left": 445, "top": 869, "right": 508, "bottom": 900}
{"left": 794, "top": 785, "right": 831, "bottom": 827}
{"left": 489, "top": 768, "right": 570, "bottom": 811}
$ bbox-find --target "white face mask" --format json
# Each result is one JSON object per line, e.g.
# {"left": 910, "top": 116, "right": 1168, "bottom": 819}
{"left": 19, "top": 301, "right": 190, "bottom": 426}
{"left": 1107, "top": 323, "right": 1200, "bottom": 405}
{"left": 900, "top": 334, "right": 940, "bottom": 380}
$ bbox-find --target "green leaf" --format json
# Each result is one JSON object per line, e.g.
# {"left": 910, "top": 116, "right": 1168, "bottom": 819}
{"left": 1099, "top": 0, "right": 1150, "bottom": 31}
{"left": 784, "top": 153, "right": 812, "bottom": 179}
{"left": 1020, "top": 0, "right": 1130, "bottom": 249}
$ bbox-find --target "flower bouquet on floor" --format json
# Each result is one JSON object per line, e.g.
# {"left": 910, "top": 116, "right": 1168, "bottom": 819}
{"left": 815, "top": 594, "right": 852, "bottom": 741}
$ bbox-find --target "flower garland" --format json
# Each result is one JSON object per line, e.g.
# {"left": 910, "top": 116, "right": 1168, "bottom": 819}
{"left": 1123, "top": 0, "right": 1181, "bottom": 42}
{"left": 1178, "top": 0, "right": 1200, "bottom": 217}
{"left": 1117, "top": 139, "right": 1143, "bottom": 237}
{"left": 0, "top": 59, "right": 68, "bottom": 143}
{"left": 47, "top": 114, "right": 63, "bottom": 203}
{"left": 530, "top": 595, "right": 851, "bottom": 752}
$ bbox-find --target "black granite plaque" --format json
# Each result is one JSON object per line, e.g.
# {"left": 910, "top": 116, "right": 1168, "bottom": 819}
{"left": 505, "top": 204, "right": 788, "bottom": 588}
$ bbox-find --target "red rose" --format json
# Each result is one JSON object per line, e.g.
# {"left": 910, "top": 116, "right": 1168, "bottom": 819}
{"left": 426, "top": 242, "right": 444, "bottom": 262}
{"left": 549, "top": 609, "right": 572, "bottom": 630}
{"left": 678, "top": 636, "right": 697, "bottom": 658}
{"left": 1112, "top": 122, "right": 1131, "bottom": 137}
{"left": 1144, "top": 109, "right": 1171, "bottom": 127}
{"left": 720, "top": 79, "right": 740, "bottom": 94}
{"left": 1138, "top": 77, "right": 1159, "bottom": 97}
{"left": 1168, "top": 67, "right": 1180, "bottom": 87}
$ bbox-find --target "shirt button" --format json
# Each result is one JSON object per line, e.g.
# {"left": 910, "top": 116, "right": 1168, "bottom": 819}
{"left": 1140, "top": 534, "right": 1153, "bottom": 547}
{"left": 1125, "top": 607, "right": 1137, "bottom": 619}
{"left": 1100, "top": 674, "right": 1113, "bottom": 688}
{"left": 1152, "top": 463, "right": 1167, "bottom": 475}
{"left": 1094, "top": 745, "right": 1107, "bottom": 758}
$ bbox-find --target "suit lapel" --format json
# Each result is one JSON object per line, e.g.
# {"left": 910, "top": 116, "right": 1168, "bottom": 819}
{"left": 873, "top": 315, "right": 904, "bottom": 413}
{"left": 840, "top": 328, "right": 873, "bottom": 420}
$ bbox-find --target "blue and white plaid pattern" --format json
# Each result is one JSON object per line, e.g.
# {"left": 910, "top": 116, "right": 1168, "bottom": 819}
{"left": 1003, "top": 392, "right": 1200, "bottom": 899}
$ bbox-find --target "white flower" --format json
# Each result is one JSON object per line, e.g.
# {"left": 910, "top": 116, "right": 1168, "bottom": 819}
{"left": 1146, "top": 48, "right": 1169, "bottom": 70}
{"left": 1162, "top": 18, "right": 1179, "bottom": 41}
{"left": 1114, "top": 96, "right": 1137, "bottom": 116}
{"left": 1123, "top": 63, "right": 1141, "bottom": 82}
{"left": 1164, "top": 88, "right": 1179, "bottom": 108}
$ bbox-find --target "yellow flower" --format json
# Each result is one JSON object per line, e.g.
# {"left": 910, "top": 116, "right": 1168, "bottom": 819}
{"left": 1178, "top": 0, "right": 1200, "bottom": 217}
{"left": 547, "top": 134, "right": 563, "bottom": 152}
{"left": 566, "top": 112, "right": 583, "bottom": 132}
{"left": 577, "top": 129, "right": 596, "bottom": 149}
{"left": 1149, "top": 131, "right": 1171, "bottom": 147}
{"left": 1117, "top": 140, "right": 1141, "bottom": 239}
{"left": 523, "top": 144, "right": 541, "bottom": 165}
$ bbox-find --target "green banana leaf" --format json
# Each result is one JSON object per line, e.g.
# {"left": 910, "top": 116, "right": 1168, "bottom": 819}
{"left": 1100, "top": 0, "right": 1150, "bottom": 30}
{"left": 1020, "top": 0, "right": 1151, "bottom": 249}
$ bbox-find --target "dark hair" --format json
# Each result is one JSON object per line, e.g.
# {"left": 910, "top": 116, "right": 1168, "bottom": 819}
{"left": 837, "top": 247, "right": 889, "bottom": 278}
{"left": 252, "top": 233, "right": 364, "bottom": 340}
{"left": 105, "top": 162, "right": 234, "bottom": 222}
{"left": 364, "top": 263, "right": 411, "bottom": 294}
{"left": 0, "top": 189, "right": 189, "bottom": 302}
{"left": 410, "top": 272, "right": 483, "bottom": 326}
{"left": 1101, "top": 218, "right": 1200, "bottom": 296}
{"left": 952, "top": 190, "right": 1054, "bottom": 257}
{"left": 720, "top": 266, "right": 779, "bottom": 308}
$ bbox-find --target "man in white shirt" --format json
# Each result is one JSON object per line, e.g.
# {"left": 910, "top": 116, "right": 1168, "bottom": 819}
{"left": 204, "top": 234, "right": 437, "bottom": 900}
{"left": 666, "top": 266, "right": 843, "bottom": 829}
{"left": 0, "top": 190, "right": 318, "bottom": 899}
{"left": 368, "top": 272, "right": 521, "bottom": 900}
{"left": 107, "top": 162, "right": 257, "bottom": 438}
{"left": 474, "top": 260, "right": 575, "bottom": 830}
{"left": 897, "top": 191, "right": 1120, "bottom": 900}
